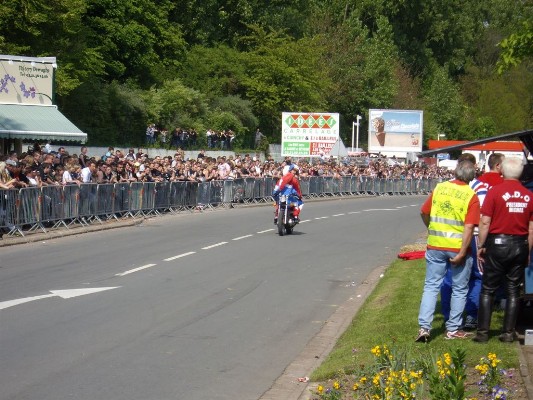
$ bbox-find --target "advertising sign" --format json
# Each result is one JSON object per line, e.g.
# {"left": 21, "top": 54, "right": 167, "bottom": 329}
{"left": 368, "top": 109, "right": 423, "bottom": 153}
{"left": 0, "top": 55, "right": 56, "bottom": 105}
{"left": 281, "top": 112, "right": 339, "bottom": 157}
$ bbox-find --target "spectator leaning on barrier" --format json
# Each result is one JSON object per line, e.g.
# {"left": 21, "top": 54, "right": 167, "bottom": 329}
{"left": 474, "top": 157, "right": 533, "bottom": 343}
{"left": 416, "top": 160, "right": 480, "bottom": 342}
{"left": 5, "top": 159, "right": 29, "bottom": 188}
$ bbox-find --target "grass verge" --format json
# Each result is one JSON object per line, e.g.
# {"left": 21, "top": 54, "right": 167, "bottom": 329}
{"left": 310, "top": 251, "right": 526, "bottom": 399}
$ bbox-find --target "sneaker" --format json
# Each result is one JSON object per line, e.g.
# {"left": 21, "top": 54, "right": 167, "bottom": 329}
{"left": 463, "top": 315, "right": 477, "bottom": 330}
{"left": 415, "top": 328, "right": 430, "bottom": 342}
{"left": 273, "top": 218, "right": 278, "bottom": 225}
{"left": 445, "top": 330, "right": 473, "bottom": 340}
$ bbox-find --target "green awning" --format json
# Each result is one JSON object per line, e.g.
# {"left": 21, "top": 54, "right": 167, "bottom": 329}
{"left": 0, "top": 104, "right": 87, "bottom": 142}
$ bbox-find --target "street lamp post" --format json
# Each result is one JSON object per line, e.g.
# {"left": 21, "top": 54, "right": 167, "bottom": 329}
{"left": 351, "top": 115, "right": 362, "bottom": 152}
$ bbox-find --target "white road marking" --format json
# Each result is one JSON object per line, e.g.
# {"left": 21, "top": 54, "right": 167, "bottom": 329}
{"left": 315, "top": 216, "right": 328, "bottom": 220}
{"left": 0, "top": 294, "right": 55, "bottom": 310}
{"left": 348, "top": 211, "right": 360, "bottom": 214}
{"left": 164, "top": 252, "right": 196, "bottom": 261}
{"left": 0, "top": 287, "right": 120, "bottom": 311}
{"left": 363, "top": 208, "right": 398, "bottom": 211}
{"left": 202, "top": 242, "right": 228, "bottom": 250}
{"left": 257, "top": 229, "right": 274, "bottom": 233}
{"left": 332, "top": 213, "right": 345, "bottom": 217}
{"left": 232, "top": 234, "right": 253, "bottom": 241}
{"left": 300, "top": 219, "right": 311, "bottom": 223}
{"left": 116, "top": 264, "right": 157, "bottom": 276}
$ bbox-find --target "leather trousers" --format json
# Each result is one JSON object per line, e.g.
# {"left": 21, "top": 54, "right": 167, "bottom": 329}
{"left": 478, "top": 234, "right": 528, "bottom": 338}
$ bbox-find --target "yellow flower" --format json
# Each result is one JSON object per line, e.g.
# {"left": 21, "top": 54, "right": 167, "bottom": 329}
{"left": 333, "top": 381, "right": 340, "bottom": 390}
{"left": 353, "top": 383, "right": 359, "bottom": 391}
{"left": 317, "top": 385, "right": 323, "bottom": 394}
{"left": 360, "top": 376, "right": 367, "bottom": 384}
{"left": 444, "top": 353, "right": 452, "bottom": 365}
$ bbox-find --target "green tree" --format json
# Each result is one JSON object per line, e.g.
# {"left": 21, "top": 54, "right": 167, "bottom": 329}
{"left": 180, "top": 45, "right": 246, "bottom": 99}
{"left": 423, "top": 64, "right": 463, "bottom": 140}
{"left": 239, "top": 25, "right": 330, "bottom": 140}
{"left": 83, "top": 0, "right": 186, "bottom": 87}
{"left": 144, "top": 78, "right": 209, "bottom": 132}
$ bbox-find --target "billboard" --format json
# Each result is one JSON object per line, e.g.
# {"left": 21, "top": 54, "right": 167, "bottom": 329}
{"left": 0, "top": 55, "right": 56, "bottom": 105}
{"left": 368, "top": 109, "right": 423, "bottom": 153}
{"left": 281, "top": 112, "right": 340, "bottom": 157}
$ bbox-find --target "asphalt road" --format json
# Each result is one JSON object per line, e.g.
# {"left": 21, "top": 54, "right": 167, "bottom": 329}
{"left": 0, "top": 196, "right": 426, "bottom": 400}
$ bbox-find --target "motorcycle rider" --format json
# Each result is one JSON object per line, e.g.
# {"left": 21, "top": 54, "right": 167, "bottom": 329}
{"left": 272, "top": 163, "right": 303, "bottom": 224}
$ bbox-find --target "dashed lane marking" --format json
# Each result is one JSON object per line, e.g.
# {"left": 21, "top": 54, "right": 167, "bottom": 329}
{"left": 332, "top": 213, "right": 345, "bottom": 217}
{"left": 232, "top": 234, "right": 253, "bottom": 241}
{"left": 202, "top": 242, "right": 228, "bottom": 250}
{"left": 164, "top": 252, "right": 196, "bottom": 261}
{"left": 257, "top": 229, "right": 275, "bottom": 233}
{"left": 116, "top": 264, "right": 157, "bottom": 276}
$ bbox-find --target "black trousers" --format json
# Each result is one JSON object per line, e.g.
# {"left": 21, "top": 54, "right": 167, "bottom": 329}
{"left": 482, "top": 234, "right": 529, "bottom": 297}
{"left": 478, "top": 234, "right": 529, "bottom": 336}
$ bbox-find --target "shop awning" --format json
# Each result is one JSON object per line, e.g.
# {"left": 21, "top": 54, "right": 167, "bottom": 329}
{"left": 0, "top": 104, "right": 87, "bottom": 142}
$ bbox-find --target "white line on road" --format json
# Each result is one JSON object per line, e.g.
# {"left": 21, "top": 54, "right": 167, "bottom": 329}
{"left": 315, "top": 217, "right": 328, "bottom": 220}
{"left": 202, "top": 242, "right": 228, "bottom": 250}
{"left": 300, "top": 219, "right": 311, "bottom": 223}
{"left": 257, "top": 229, "right": 274, "bottom": 233}
{"left": 332, "top": 213, "right": 345, "bottom": 217}
{"left": 0, "top": 287, "right": 120, "bottom": 311}
{"left": 232, "top": 235, "right": 253, "bottom": 241}
{"left": 348, "top": 211, "right": 360, "bottom": 214}
{"left": 164, "top": 252, "right": 196, "bottom": 261}
{"left": 116, "top": 264, "right": 157, "bottom": 276}
{"left": 0, "top": 294, "right": 56, "bottom": 310}
{"left": 363, "top": 208, "right": 398, "bottom": 212}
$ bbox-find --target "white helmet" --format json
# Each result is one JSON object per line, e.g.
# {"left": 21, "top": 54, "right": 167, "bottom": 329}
{"left": 282, "top": 164, "right": 298, "bottom": 176}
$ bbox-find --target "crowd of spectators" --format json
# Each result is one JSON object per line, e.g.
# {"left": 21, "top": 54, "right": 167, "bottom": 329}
{"left": 145, "top": 124, "right": 235, "bottom": 150}
{"left": 0, "top": 144, "right": 459, "bottom": 190}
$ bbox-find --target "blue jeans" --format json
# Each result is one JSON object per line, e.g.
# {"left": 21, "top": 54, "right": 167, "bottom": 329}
{"left": 441, "top": 236, "right": 482, "bottom": 320}
{"left": 418, "top": 249, "right": 472, "bottom": 332}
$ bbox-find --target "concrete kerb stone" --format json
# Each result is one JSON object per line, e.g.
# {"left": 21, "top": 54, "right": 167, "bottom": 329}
{"left": 0, "top": 218, "right": 144, "bottom": 247}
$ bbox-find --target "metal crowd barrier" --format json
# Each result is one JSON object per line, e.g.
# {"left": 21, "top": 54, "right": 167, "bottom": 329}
{"left": 0, "top": 177, "right": 439, "bottom": 237}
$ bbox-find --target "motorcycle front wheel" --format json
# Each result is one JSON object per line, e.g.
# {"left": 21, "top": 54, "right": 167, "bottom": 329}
{"left": 277, "top": 208, "right": 285, "bottom": 236}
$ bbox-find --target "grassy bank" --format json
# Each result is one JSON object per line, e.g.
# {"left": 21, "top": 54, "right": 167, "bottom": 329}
{"left": 310, "top": 253, "right": 525, "bottom": 399}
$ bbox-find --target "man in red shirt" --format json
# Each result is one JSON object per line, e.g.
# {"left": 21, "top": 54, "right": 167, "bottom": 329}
{"left": 478, "top": 153, "right": 505, "bottom": 188}
{"left": 475, "top": 157, "right": 533, "bottom": 343}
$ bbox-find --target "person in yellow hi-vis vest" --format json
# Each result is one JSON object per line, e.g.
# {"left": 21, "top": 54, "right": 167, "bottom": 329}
{"left": 415, "top": 161, "right": 480, "bottom": 342}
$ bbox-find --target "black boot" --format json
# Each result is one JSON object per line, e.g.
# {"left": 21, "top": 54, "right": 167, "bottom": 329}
{"left": 500, "top": 296, "right": 519, "bottom": 343}
{"left": 473, "top": 293, "right": 493, "bottom": 343}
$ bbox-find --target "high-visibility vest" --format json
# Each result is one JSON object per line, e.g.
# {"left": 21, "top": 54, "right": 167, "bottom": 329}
{"left": 427, "top": 181, "right": 475, "bottom": 250}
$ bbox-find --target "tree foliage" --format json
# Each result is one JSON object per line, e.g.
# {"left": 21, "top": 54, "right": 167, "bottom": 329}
{"left": 1, "top": 0, "right": 532, "bottom": 149}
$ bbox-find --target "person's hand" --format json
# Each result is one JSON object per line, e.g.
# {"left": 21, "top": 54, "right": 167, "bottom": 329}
{"left": 477, "top": 247, "right": 486, "bottom": 263}
{"left": 449, "top": 252, "right": 466, "bottom": 266}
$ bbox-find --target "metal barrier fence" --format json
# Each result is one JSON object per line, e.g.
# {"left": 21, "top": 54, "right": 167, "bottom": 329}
{"left": 0, "top": 177, "right": 440, "bottom": 237}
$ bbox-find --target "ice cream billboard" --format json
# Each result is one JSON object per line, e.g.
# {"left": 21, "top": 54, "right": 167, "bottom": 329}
{"left": 368, "top": 109, "right": 423, "bottom": 153}
{"left": 281, "top": 112, "right": 339, "bottom": 157}
{"left": 0, "top": 55, "right": 56, "bottom": 105}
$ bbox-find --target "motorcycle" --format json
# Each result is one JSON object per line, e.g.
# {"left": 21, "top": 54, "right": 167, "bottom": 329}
{"left": 276, "top": 193, "right": 299, "bottom": 236}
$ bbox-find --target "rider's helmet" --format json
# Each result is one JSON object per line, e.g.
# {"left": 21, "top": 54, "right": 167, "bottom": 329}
{"left": 283, "top": 163, "right": 298, "bottom": 176}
